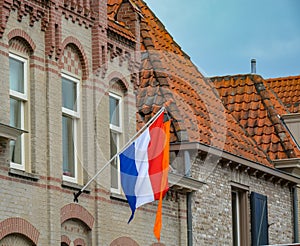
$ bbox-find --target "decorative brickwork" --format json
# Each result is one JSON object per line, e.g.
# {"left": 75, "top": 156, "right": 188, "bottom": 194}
{"left": 110, "top": 236, "right": 139, "bottom": 246}
{"left": 61, "top": 235, "right": 71, "bottom": 245}
{"left": 7, "top": 29, "right": 35, "bottom": 53}
{"left": 109, "top": 74, "right": 129, "bottom": 92}
{"left": 61, "top": 44, "right": 82, "bottom": 77}
{"left": 63, "top": 0, "right": 93, "bottom": 24}
{"left": 60, "top": 204, "right": 94, "bottom": 230}
{"left": 0, "top": 217, "right": 40, "bottom": 244}
{"left": 74, "top": 237, "right": 86, "bottom": 246}
{"left": 0, "top": 0, "right": 48, "bottom": 38}
{"left": 60, "top": 37, "right": 89, "bottom": 80}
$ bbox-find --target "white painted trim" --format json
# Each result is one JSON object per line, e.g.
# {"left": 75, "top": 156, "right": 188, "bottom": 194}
{"left": 109, "top": 92, "right": 123, "bottom": 194}
{"left": 61, "top": 73, "right": 81, "bottom": 183}
{"left": 9, "top": 53, "right": 28, "bottom": 171}
{"left": 62, "top": 73, "right": 80, "bottom": 118}
{"left": 109, "top": 92, "right": 123, "bottom": 134}
{"left": 110, "top": 130, "right": 121, "bottom": 194}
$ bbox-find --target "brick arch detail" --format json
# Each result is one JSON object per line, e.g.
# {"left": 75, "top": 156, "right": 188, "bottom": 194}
{"left": 110, "top": 236, "right": 139, "bottom": 246}
{"left": 74, "top": 238, "right": 86, "bottom": 246}
{"left": 61, "top": 235, "right": 71, "bottom": 245}
{"left": 7, "top": 29, "right": 36, "bottom": 52}
{"left": 0, "top": 217, "right": 39, "bottom": 244}
{"left": 108, "top": 71, "right": 129, "bottom": 91}
{"left": 60, "top": 37, "right": 89, "bottom": 80}
{"left": 61, "top": 204, "right": 94, "bottom": 230}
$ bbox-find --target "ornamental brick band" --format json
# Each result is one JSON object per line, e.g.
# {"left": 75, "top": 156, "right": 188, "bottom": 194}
{"left": 0, "top": 217, "right": 40, "bottom": 245}
{"left": 60, "top": 203, "right": 94, "bottom": 230}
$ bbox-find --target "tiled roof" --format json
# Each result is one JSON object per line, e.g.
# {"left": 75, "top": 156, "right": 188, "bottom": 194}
{"left": 107, "top": 19, "right": 136, "bottom": 42}
{"left": 211, "top": 74, "right": 300, "bottom": 160}
{"left": 107, "top": 0, "right": 136, "bottom": 42}
{"left": 107, "top": 0, "right": 122, "bottom": 19}
{"left": 266, "top": 75, "right": 300, "bottom": 113}
{"left": 107, "top": 0, "right": 271, "bottom": 166}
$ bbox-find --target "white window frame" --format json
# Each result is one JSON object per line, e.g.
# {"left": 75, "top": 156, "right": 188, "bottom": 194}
{"left": 62, "top": 73, "right": 80, "bottom": 183}
{"left": 109, "top": 92, "right": 123, "bottom": 194}
{"left": 9, "top": 53, "right": 28, "bottom": 171}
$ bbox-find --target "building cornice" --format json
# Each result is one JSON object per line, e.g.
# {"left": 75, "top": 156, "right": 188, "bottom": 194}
{"left": 170, "top": 142, "right": 300, "bottom": 185}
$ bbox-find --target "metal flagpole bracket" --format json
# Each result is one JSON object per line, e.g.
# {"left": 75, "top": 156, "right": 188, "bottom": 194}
{"left": 73, "top": 190, "right": 82, "bottom": 203}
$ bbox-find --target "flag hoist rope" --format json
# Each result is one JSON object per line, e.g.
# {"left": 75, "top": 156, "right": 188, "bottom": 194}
{"left": 73, "top": 107, "right": 166, "bottom": 202}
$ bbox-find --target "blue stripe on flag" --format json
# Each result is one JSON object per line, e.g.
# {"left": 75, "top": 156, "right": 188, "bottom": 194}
{"left": 119, "top": 142, "right": 138, "bottom": 223}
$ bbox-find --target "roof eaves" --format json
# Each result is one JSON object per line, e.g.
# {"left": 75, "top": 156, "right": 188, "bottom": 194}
{"left": 170, "top": 141, "right": 300, "bottom": 184}
{"left": 107, "top": 19, "right": 136, "bottom": 42}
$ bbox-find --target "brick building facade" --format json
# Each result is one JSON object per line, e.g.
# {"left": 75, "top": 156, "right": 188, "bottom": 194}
{"left": 0, "top": 0, "right": 299, "bottom": 245}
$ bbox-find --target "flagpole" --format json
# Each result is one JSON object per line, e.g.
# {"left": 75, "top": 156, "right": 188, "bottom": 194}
{"left": 74, "top": 107, "right": 166, "bottom": 202}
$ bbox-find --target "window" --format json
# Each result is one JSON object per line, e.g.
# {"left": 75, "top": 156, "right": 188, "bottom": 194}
{"left": 231, "top": 187, "right": 249, "bottom": 246}
{"left": 109, "top": 93, "right": 122, "bottom": 193}
{"left": 62, "top": 73, "right": 80, "bottom": 183}
{"left": 280, "top": 114, "right": 300, "bottom": 149}
{"left": 9, "top": 53, "right": 28, "bottom": 170}
{"left": 250, "top": 192, "right": 269, "bottom": 246}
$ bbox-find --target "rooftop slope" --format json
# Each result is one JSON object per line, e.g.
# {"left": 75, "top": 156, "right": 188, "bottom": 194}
{"left": 266, "top": 75, "right": 300, "bottom": 113}
{"left": 107, "top": 0, "right": 271, "bottom": 167}
{"left": 211, "top": 74, "right": 300, "bottom": 160}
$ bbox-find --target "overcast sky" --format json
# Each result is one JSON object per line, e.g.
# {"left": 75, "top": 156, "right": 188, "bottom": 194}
{"left": 144, "top": 0, "right": 300, "bottom": 79}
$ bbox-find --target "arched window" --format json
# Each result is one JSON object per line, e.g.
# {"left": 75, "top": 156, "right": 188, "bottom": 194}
{"left": 9, "top": 53, "right": 28, "bottom": 170}
{"left": 60, "top": 44, "right": 83, "bottom": 184}
{"left": 109, "top": 79, "right": 127, "bottom": 194}
{"left": 8, "top": 35, "right": 33, "bottom": 172}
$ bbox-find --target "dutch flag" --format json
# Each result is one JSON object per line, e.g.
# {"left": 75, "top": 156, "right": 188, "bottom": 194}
{"left": 119, "top": 111, "right": 170, "bottom": 241}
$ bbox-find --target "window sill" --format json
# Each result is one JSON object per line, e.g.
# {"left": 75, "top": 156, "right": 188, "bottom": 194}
{"left": 0, "top": 123, "right": 28, "bottom": 140}
{"left": 9, "top": 168, "right": 39, "bottom": 182}
{"left": 61, "top": 180, "right": 90, "bottom": 194}
{"left": 110, "top": 192, "right": 127, "bottom": 203}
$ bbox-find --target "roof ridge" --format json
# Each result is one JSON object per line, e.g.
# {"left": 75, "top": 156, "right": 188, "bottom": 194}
{"left": 210, "top": 73, "right": 263, "bottom": 80}
{"left": 250, "top": 76, "right": 298, "bottom": 158}
{"left": 266, "top": 74, "right": 300, "bottom": 81}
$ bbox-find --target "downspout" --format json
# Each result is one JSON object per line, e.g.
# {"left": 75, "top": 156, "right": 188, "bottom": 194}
{"left": 187, "top": 192, "right": 193, "bottom": 246}
{"left": 293, "top": 186, "right": 299, "bottom": 243}
{"left": 184, "top": 150, "right": 193, "bottom": 246}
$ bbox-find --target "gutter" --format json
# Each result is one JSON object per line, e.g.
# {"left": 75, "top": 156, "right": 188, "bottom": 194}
{"left": 170, "top": 142, "right": 300, "bottom": 184}
{"left": 187, "top": 192, "right": 193, "bottom": 246}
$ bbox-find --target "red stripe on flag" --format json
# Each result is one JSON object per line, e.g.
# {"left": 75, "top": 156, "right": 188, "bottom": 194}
{"left": 153, "top": 119, "right": 170, "bottom": 241}
{"left": 148, "top": 113, "right": 169, "bottom": 200}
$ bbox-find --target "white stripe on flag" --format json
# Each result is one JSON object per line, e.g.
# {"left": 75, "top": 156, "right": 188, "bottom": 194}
{"left": 134, "top": 129, "right": 155, "bottom": 208}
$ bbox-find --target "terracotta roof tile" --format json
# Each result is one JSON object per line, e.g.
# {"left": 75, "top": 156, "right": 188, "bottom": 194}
{"left": 136, "top": 1, "right": 272, "bottom": 166}
{"left": 212, "top": 74, "right": 300, "bottom": 161}
{"left": 107, "top": 0, "right": 123, "bottom": 19}
{"left": 266, "top": 75, "right": 300, "bottom": 113}
{"left": 107, "top": 0, "right": 272, "bottom": 167}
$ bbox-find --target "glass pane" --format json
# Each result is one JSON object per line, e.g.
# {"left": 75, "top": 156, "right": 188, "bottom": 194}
{"left": 10, "top": 98, "right": 22, "bottom": 128}
{"left": 110, "top": 131, "right": 119, "bottom": 189}
{"left": 62, "top": 77, "right": 77, "bottom": 111}
{"left": 109, "top": 96, "right": 120, "bottom": 127}
{"left": 9, "top": 57, "right": 24, "bottom": 93}
{"left": 9, "top": 98, "right": 22, "bottom": 164}
{"left": 10, "top": 138, "right": 22, "bottom": 164}
{"left": 62, "top": 116, "right": 75, "bottom": 177}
